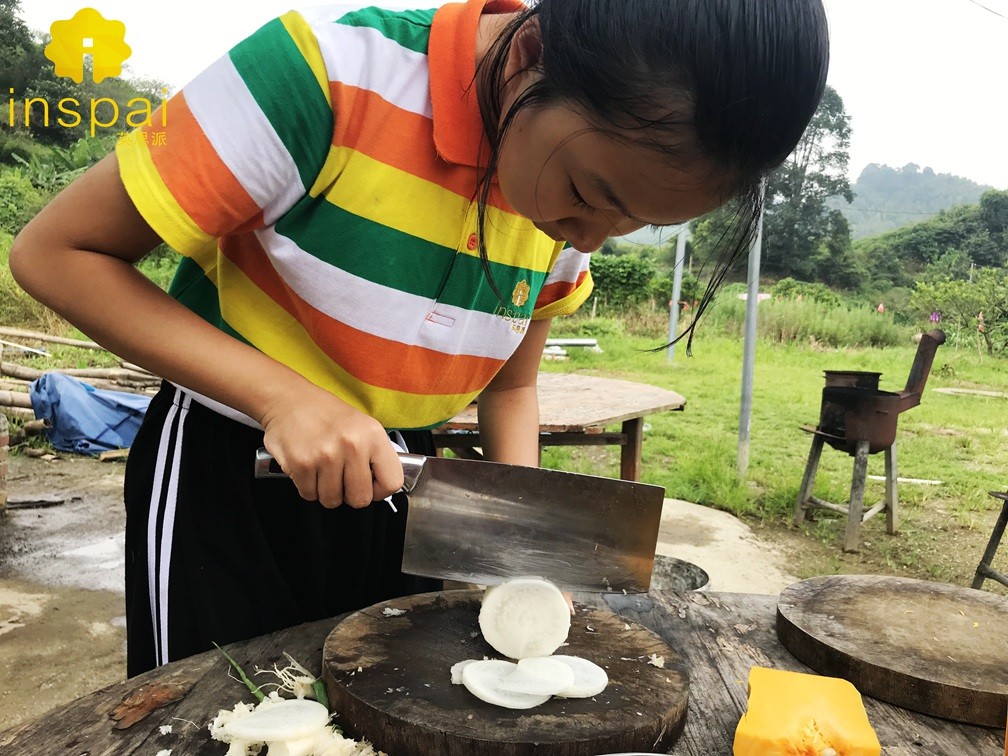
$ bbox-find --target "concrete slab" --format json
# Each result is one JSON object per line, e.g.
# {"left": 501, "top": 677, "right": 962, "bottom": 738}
{"left": 656, "top": 498, "right": 798, "bottom": 595}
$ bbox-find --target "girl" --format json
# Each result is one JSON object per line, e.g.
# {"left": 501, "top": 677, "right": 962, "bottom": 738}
{"left": 11, "top": 0, "right": 829, "bottom": 675}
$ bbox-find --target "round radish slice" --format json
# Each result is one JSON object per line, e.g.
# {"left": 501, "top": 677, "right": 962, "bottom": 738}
{"left": 478, "top": 578, "right": 571, "bottom": 660}
{"left": 551, "top": 655, "right": 609, "bottom": 698}
{"left": 221, "top": 698, "right": 330, "bottom": 742}
{"left": 450, "top": 659, "right": 478, "bottom": 685}
{"left": 496, "top": 657, "right": 576, "bottom": 696}
{"left": 461, "top": 659, "right": 551, "bottom": 709}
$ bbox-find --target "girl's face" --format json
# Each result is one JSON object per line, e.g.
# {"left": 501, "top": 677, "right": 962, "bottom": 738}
{"left": 495, "top": 102, "right": 729, "bottom": 253}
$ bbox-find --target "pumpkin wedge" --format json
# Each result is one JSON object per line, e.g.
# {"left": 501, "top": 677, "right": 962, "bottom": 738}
{"left": 733, "top": 667, "right": 881, "bottom": 756}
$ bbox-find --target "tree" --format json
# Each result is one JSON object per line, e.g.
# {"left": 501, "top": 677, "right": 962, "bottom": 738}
{"left": 762, "top": 85, "right": 854, "bottom": 284}
{"left": 913, "top": 268, "right": 1008, "bottom": 356}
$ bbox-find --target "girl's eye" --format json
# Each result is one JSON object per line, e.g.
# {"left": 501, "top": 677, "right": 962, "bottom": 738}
{"left": 568, "top": 181, "right": 599, "bottom": 215}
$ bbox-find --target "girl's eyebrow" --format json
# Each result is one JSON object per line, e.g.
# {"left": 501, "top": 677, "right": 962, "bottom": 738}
{"left": 585, "top": 170, "right": 649, "bottom": 225}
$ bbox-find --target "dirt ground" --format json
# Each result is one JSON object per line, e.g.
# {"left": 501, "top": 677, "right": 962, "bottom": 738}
{"left": 0, "top": 454, "right": 128, "bottom": 732}
{"left": 0, "top": 451, "right": 1005, "bottom": 737}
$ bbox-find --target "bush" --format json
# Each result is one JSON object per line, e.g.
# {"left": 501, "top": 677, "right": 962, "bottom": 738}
{"left": 0, "top": 132, "right": 51, "bottom": 165}
{"left": 703, "top": 294, "right": 912, "bottom": 348}
{"left": 0, "top": 167, "right": 46, "bottom": 235}
{"left": 589, "top": 255, "right": 655, "bottom": 310}
{"left": 549, "top": 314, "right": 626, "bottom": 339}
{"left": 770, "top": 277, "right": 842, "bottom": 307}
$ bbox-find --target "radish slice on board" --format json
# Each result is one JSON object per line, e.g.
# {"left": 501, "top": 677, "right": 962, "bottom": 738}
{"left": 551, "top": 655, "right": 609, "bottom": 698}
{"left": 220, "top": 698, "right": 329, "bottom": 742}
{"left": 450, "top": 659, "right": 478, "bottom": 684}
{"left": 496, "top": 656, "right": 576, "bottom": 696}
{"left": 461, "top": 659, "right": 552, "bottom": 709}
{"left": 478, "top": 578, "right": 571, "bottom": 659}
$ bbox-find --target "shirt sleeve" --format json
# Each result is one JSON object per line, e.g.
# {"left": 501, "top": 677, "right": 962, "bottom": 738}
{"left": 531, "top": 243, "right": 594, "bottom": 320}
{"left": 115, "top": 10, "right": 333, "bottom": 256}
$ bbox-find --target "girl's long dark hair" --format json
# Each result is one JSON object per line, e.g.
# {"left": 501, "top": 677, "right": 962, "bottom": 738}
{"left": 473, "top": 0, "right": 829, "bottom": 351}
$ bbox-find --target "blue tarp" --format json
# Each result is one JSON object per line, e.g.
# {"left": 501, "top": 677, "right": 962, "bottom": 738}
{"left": 29, "top": 372, "right": 151, "bottom": 455}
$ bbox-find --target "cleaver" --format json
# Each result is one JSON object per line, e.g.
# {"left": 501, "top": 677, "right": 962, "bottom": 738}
{"left": 254, "top": 449, "right": 664, "bottom": 593}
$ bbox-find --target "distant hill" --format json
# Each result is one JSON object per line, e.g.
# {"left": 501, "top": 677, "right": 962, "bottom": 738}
{"left": 833, "top": 163, "right": 994, "bottom": 240}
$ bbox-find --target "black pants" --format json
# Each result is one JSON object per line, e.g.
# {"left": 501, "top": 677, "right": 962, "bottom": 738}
{"left": 124, "top": 383, "right": 441, "bottom": 677}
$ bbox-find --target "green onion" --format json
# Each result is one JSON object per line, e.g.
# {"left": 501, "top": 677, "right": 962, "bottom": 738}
{"left": 213, "top": 642, "right": 265, "bottom": 702}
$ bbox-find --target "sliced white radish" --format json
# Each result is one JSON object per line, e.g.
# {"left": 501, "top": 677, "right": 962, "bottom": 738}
{"left": 496, "top": 656, "right": 576, "bottom": 696}
{"left": 551, "top": 655, "right": 609, "bottom": 698}
{"left": 461, "top": 659, "right": 551, "bottom": 709}
{"left": 266, "top": 732, "right": 325, "bottom": 756}
{"left": 450, "top": 659, "right": 479, "bottom": 685}
{"left": 478, "top": 578, "right": 571, "bottom": 660}
{"left": 220, "top": 698, "right": 329, "bottom": 742}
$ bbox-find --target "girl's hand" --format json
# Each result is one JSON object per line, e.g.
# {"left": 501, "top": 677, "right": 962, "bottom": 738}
{"left": 259, "top": 383, "right": 404, "bottom": 509}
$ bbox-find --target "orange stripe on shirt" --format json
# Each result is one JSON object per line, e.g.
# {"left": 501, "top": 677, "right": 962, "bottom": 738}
{"left": 219, "top": 233, "right": 505, "bottom": 395}
{"left": 141, "top": 96, "right": 262, "bottom": 237}
{"left": 330, "top": 83, "right": 512, "bottom": 212}
{"left": 535, "top": 270, "right": 589, "bottom": 309}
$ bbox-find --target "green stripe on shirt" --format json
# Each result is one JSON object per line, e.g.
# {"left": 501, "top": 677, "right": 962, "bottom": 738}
{"left": 276, "top": 199, "right": 543, "bottom": 317}
{"left": 228, "top": 18, "right": 332, "bottom": 190}
{"left": 336, "top": 7, "right": 436, "bottom": 54}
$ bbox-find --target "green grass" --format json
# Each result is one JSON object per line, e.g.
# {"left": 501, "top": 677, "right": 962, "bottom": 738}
{"left": 541, "top": 319, "right": 1007, "bottom": 527}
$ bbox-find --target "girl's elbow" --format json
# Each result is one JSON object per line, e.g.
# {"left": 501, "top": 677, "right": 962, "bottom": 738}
{"left": 9, "top": 227, "right": 48, "bottom": 300}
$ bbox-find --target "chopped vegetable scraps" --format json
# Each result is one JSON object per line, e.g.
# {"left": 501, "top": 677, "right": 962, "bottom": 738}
{"left": 210, "top": 650, "right": 377, "bottom": 755}
{"left": 210, "top": 692, "right": 387, "bottom": 755}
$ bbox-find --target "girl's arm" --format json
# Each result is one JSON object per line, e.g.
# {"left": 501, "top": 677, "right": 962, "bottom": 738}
{"left": 9, "top": 153, "right": 404, "bottom": 508}
{"left": 476, "top": 318, "right": 551, "bottom": 466}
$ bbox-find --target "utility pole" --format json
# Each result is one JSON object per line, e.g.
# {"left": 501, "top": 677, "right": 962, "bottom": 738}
{"left": 737, "top": 202, "right": 766, "bottom": 478}
{"left": 666, "top": 225, "right": 689, "bottom": 362}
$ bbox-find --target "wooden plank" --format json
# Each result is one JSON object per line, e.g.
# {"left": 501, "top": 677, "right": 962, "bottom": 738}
{"left": 438, "top": 373, "right": 686, "bottom": 432}
{"left": 0, "top": 618, "right": 339, "bottom": 754}
{"left": 579, "top": 591, "right": 1005, "bottom": 755}
{"left": 433, "top": 431, "right": 625, "bottom": 449}
{"left": 4, "top": 593, "right": 999, "bottom": 755}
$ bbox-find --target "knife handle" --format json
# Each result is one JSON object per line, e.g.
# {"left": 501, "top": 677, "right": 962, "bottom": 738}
{"left": 254, "top": 447, "right": 427, "bottom": 493}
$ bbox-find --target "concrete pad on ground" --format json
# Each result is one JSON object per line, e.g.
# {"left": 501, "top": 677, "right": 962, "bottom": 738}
{"left": 656, "top": 498, "right": 798, "bottom": 595}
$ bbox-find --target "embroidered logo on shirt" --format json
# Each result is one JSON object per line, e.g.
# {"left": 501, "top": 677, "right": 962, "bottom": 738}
{"left": 511, "top": 280, "right": 530, "bottom": 308}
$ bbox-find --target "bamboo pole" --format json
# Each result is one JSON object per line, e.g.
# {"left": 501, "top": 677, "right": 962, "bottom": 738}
{"left": 57, "top": 367, "right": 159, "bottom": 382}
{"left": 0, "top": 391, "right": 33, "bottom": 409}
{"left": 1, "top": 362, "right": 41, "bottom": 380}
{"left": 120, "top": 361, "right": 156, "bottom": 377}
{"left": 0, "top": 327, "right": 104, "bottom": 351}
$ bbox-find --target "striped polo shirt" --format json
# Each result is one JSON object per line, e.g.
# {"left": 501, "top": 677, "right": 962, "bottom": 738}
{"left": 116, "top": 0, "right": 593, "bottom": 430}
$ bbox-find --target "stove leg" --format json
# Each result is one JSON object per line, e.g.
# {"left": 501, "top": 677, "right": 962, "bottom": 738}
{"left": 844, "top": 439, "right": 870, "bottom": 552}
{"left": 885, "top": 442, "right": 899, "bottom": 535}
{"left": 794, "top": 434, "right": 825, "bottom": 527}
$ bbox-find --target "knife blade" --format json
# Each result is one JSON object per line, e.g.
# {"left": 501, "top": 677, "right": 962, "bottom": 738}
{"left": 254, "top": 449, "right": 664, "bottom": 593}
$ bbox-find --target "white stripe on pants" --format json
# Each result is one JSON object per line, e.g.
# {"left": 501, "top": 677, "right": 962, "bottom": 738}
{"left": 145, "top": 388, "right": 191, "bottom": 666}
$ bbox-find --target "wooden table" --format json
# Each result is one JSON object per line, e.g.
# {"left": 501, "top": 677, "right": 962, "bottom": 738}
{"left": 433, "top": 372, "right": 686, "bottom": 481}
{"left": 2, "top": 591, "right": 1001, "bottom": 755}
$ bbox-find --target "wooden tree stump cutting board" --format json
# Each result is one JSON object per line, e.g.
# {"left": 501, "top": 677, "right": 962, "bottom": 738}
{"left": 777, "top": 575, "right": 1008, "bottom": 727}
{"left": 321, "top": 589, "right": 688, "bottom": 755}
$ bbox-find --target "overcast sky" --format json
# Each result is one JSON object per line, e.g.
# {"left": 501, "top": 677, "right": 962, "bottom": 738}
{"left": 21, "top": 0, "right": 1008, "bottom": 189}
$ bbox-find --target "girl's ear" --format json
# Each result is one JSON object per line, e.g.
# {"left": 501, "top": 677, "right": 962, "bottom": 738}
{"left": 509, "top": 16, "right": 543, "bottom": 73}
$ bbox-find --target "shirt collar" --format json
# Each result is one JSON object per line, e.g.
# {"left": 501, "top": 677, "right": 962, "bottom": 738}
{"left": 429, "top": 0, "right": 525, "bottom": 168}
